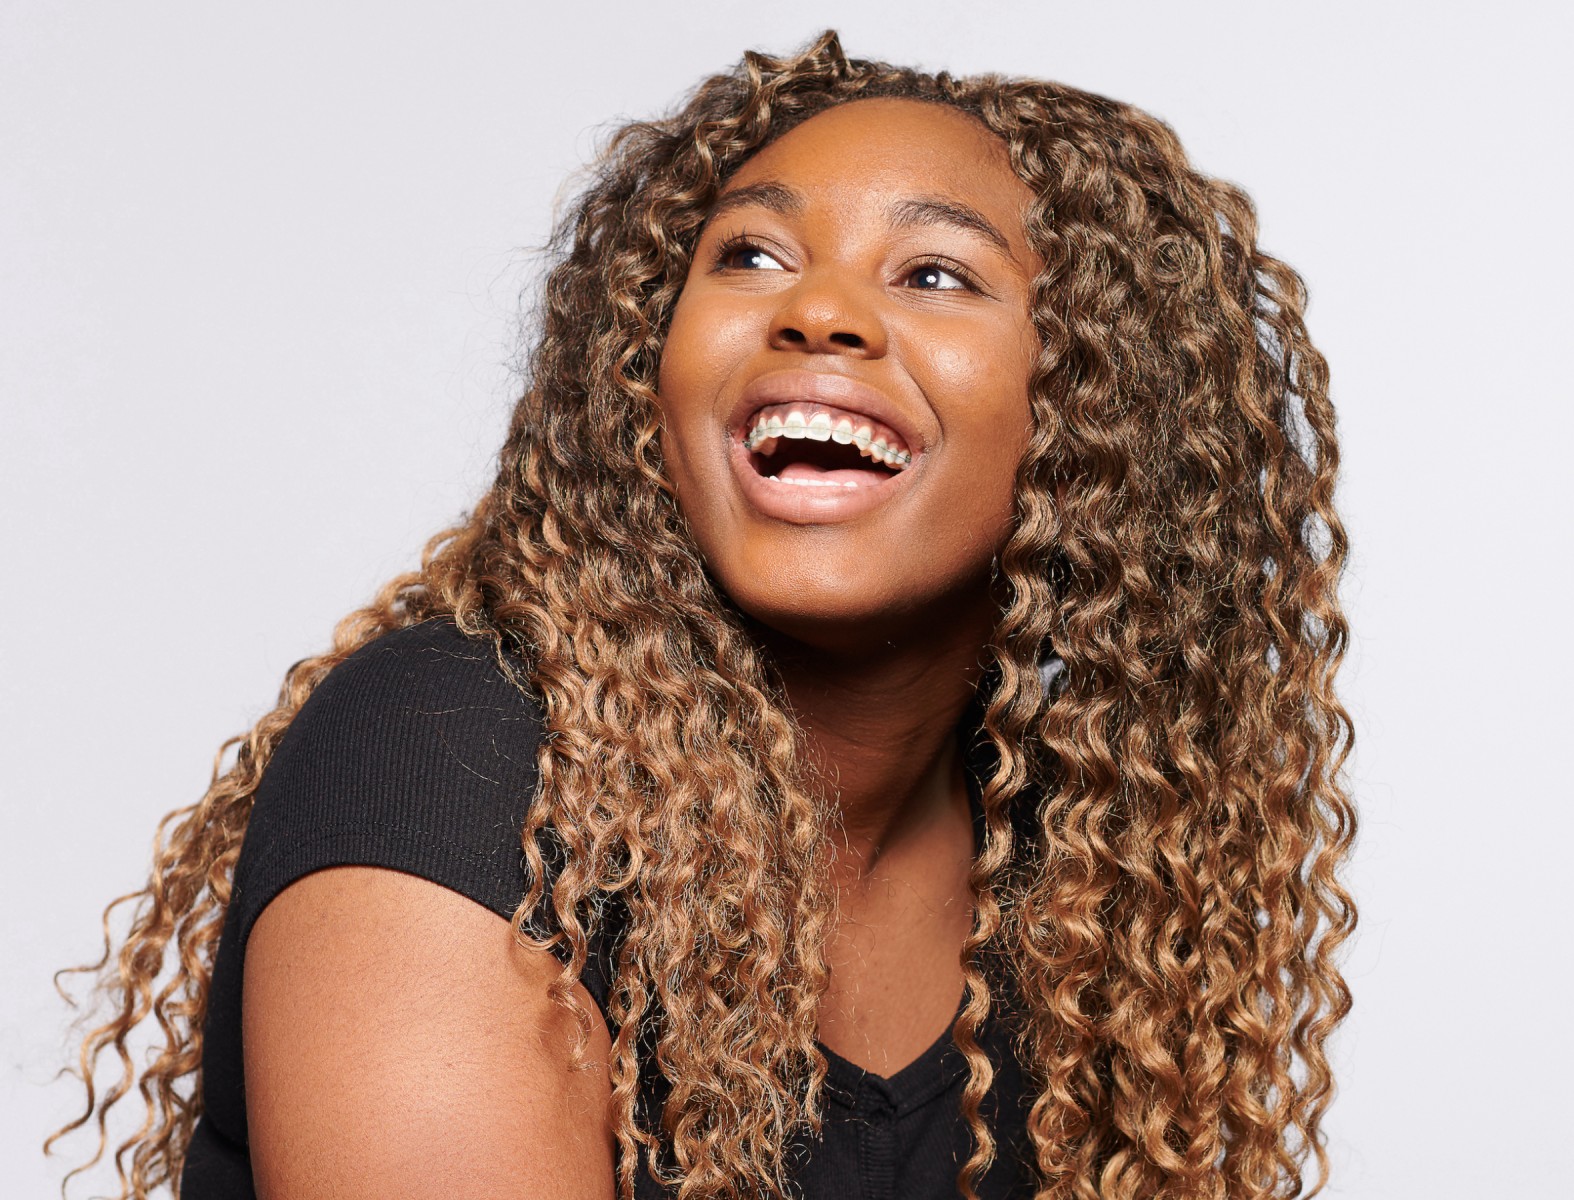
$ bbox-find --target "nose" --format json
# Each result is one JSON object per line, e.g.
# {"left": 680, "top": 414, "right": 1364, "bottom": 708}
{"left": 767, "top": 269, "right": 887, "bottom": 358}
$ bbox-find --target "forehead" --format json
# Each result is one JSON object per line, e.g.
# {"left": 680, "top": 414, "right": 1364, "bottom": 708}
{"left": 720, "top": 98, "right": 1032, "bottom": 231}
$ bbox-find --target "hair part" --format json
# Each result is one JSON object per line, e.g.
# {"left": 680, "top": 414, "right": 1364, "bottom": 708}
{"left": 51, "top": 29, "right": 1355, "bottom": 1200}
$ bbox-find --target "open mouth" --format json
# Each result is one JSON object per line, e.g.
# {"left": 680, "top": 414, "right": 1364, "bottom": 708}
{"left": 741, "top": 402, "right": 913, "bottom": 488}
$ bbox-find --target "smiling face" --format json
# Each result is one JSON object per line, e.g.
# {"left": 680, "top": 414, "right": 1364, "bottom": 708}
{"left": 656, "top": 98, "right": 1041, "bottom": 653}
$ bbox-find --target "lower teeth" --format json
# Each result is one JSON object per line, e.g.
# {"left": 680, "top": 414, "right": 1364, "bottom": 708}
{"left": 768, "top": 476, "right": 860, "bottom": 488}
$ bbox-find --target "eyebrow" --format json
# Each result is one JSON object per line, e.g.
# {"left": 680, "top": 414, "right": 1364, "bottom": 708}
{"left": 705, "top": 182, "right": 803, "bottom": 224}
{"left": 704, "top": 182, "right": 1016, "bottom": 260}
{"left": 887, "top": 196, "right": 1014, "bottom": 259}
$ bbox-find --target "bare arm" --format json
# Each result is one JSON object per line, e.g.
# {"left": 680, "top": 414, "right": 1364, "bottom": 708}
{"left": 243, "top": 865, "right": 615, "bottom": 1199}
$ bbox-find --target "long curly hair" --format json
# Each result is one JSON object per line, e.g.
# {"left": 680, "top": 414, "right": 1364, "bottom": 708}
{"left": 50, "top": 30, "right": 1356, "bottom": 1200}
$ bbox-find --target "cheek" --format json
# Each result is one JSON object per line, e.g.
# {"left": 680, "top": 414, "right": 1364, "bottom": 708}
{"left": 661, "top": 287, "right": 761, "bottom": 395}
{"left": 655, "top": 293, "right": 703, "bottom": 422}
{"left": 654, "top": 290, "right": 763, "bottom": 561}
{"left": 911, "top": 324, "right": 1034, "bottom": 469}
{"left": 657, "top": 291, "right": 762, "bottom": 467}
{"left": 913, "top": 325, "right": 1033, "bottom": 554}
{"left": 656, "top": 295, "right": 714, "bottom": 479}
{"left": 923, "top": 340, "right": 983, "bottom": 390}
{"left": 966, "top": 427, "right": 1028, "bottom": 553}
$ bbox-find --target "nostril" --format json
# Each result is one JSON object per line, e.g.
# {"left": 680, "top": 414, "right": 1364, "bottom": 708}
{"left": 772, "top": 326, "right": 868, "bottom": 352}
{"left": 777, "top": 324, "right": 875, "bottom": 348}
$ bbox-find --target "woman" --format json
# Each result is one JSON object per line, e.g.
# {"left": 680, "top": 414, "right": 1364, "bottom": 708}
{"left": 52, "top": 31, "right": 1356, "bottom": 1200}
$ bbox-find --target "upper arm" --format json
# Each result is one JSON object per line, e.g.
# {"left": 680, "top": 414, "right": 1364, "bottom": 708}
{"left": 243, "top": 865, "right": 615, "bottom": 1200}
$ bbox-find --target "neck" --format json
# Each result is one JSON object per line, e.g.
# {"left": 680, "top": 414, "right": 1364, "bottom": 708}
{"left": 759, "top": 612, "right": 992, "bottom": 884}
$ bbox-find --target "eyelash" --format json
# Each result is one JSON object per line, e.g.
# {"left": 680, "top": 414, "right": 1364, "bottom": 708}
{"left": 710, "top": 233, "right": 984, "bottom": 294}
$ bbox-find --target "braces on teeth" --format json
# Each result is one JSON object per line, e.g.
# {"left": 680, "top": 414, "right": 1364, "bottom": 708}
{"left": 743, "top": 409, "right": 913, "bottom": 469}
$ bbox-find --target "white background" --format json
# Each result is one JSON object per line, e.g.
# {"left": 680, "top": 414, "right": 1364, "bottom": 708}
{"left": 4, "top": 1, "right": 1569, "bottom": 1195}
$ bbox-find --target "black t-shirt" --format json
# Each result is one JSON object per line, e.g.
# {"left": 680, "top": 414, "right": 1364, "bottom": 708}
{"left": 181, "top": 619, "right": 1035, "bottom": 1199}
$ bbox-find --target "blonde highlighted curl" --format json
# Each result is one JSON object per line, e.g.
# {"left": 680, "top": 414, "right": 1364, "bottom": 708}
{"left": 50, "top": 30, "right": 1356, "bottom": 1200}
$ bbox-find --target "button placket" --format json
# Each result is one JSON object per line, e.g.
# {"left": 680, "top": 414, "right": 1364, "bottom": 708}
{"left": 854, "top": 1075, "right": 899, "bottom": 1200}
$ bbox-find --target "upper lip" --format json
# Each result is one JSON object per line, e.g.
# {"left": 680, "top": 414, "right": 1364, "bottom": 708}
{"left": 730, "top": 369, "right": 924, "bottom": 454}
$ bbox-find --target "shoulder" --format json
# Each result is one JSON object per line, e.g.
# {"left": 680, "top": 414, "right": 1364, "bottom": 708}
{"left": 283, "top": 617, "right": 542, "bottom": 760}
{"left": 234, "top": 619, "right": 545, "bottom": 947}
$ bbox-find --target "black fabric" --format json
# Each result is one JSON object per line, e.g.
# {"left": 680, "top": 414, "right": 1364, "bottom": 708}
{"left": 183, "top": 618, "right": 1035, "bottom": 1199}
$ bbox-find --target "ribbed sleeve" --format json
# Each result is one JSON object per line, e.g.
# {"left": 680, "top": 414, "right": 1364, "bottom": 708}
{"left": 230, "top": 619, "right": 544, "bottom": 949}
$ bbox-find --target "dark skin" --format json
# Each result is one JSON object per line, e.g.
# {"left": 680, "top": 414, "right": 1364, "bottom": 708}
{"left": 658, "top": 97, "right": 1040, "bottom": 1069}
{"left": 242, "top": 98, "right": 1040, "bottom": 1198}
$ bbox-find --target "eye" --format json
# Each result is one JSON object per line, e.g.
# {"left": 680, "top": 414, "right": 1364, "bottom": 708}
{"left": 716, "top": 237, "right": 786, "bottom": 272}
{"left": 904, "top": 262, "right": 971, "bottom": 291}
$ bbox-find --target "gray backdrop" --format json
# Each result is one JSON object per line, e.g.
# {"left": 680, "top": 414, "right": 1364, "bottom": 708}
{"left": 4, "top": 1, "right": 1569, "bottom": 1195}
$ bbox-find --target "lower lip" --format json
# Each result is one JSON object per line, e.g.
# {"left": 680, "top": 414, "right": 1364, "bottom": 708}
{"left": 728, "top": 436, "right": 915, "bottom": 525}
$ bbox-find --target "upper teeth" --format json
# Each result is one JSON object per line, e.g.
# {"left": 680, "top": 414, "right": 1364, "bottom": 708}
{"left": 743, "top": 406, "right": 912, "bottom": 468}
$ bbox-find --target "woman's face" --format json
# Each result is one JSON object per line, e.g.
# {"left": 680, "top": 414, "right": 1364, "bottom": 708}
{"left": 656, "top": 98, "right": 1041, "bottom": 652}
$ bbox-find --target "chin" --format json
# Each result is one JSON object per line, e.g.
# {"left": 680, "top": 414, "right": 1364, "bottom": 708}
{"left": 711, "top": 548, "right": 981, "bottom": 658}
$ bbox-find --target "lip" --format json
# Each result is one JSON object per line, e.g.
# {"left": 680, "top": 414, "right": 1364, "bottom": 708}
{"left": 725, "top": 369, "right": 922, "bottom": 526}
{"left": 728, "top": 369, "right": 925, "bottom": 454}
